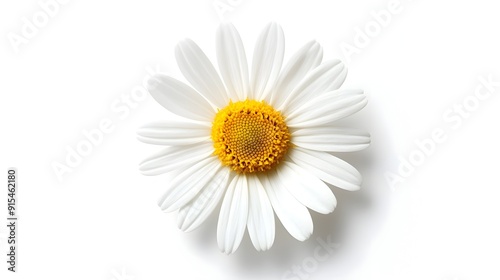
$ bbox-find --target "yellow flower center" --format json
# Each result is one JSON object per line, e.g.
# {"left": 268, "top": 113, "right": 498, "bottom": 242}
{"left": 211, "top": 100, "right": 291, "bottom": 173}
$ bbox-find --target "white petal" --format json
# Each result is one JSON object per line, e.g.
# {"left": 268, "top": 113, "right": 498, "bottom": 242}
{"left": 216, "top": 23, "right": 249, "bottom": 101}
{"left": 292, "top": 127, "right": 370, "bottom": 152}
{"left": 146, "top": 74, "right": 215, "bottom": 121}
{"left": 283, "top": 59, "right": 347, "bottom": 116}
{"left": 158, "top": 157, "right": 221, "bottom": 212}
{"left": 264, "top": 171, "right": 313, "bottom": 241}
{"left": 287, "top": 90, "right": 367, "bottom": 128}
{"left": 175, "top": 39, "right": 228, "bottom": 108}
{"left": 250, "top": 22, "right": 285, "bottom": 101}
{"left": 277, "top": 161, "right": 336, "bottom": 214}
{"left": 139, "top": 142, "right": 213, "bottom": 176}
{"left": 247, "top": 175, "right": 275, "bottom": 251}
{"left": 269, "top": 41, "right": 323, "bottom": 110}
{"left": 177, "top": 167, "right": 230, "bottom": 232}
{"left": 137, "top": 121, "right": 210, "bottom": 146}
{"left": 217, "top": 175, "right": 249, "bottom": 254}
{"left": 288, "top": 147, "right": 362, "bottom": 191}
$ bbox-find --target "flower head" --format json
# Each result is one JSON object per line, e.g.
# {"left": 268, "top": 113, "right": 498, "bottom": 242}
{"left": 139, "top": 23, "right": 370, "bottom": 254}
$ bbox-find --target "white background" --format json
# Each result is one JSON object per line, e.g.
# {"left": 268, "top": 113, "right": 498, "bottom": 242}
{"left": 1, "top": 0, "right": 500, "bottom": 279}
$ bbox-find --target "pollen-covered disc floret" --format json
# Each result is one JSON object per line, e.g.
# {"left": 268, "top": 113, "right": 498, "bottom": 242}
{"left": 211, "top": 100, "right": 291, "bottom": 173}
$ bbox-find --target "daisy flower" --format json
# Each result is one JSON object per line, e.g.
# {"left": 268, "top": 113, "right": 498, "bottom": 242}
{"left": 139, "top": 23, "right": 370, "bottom": 254}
